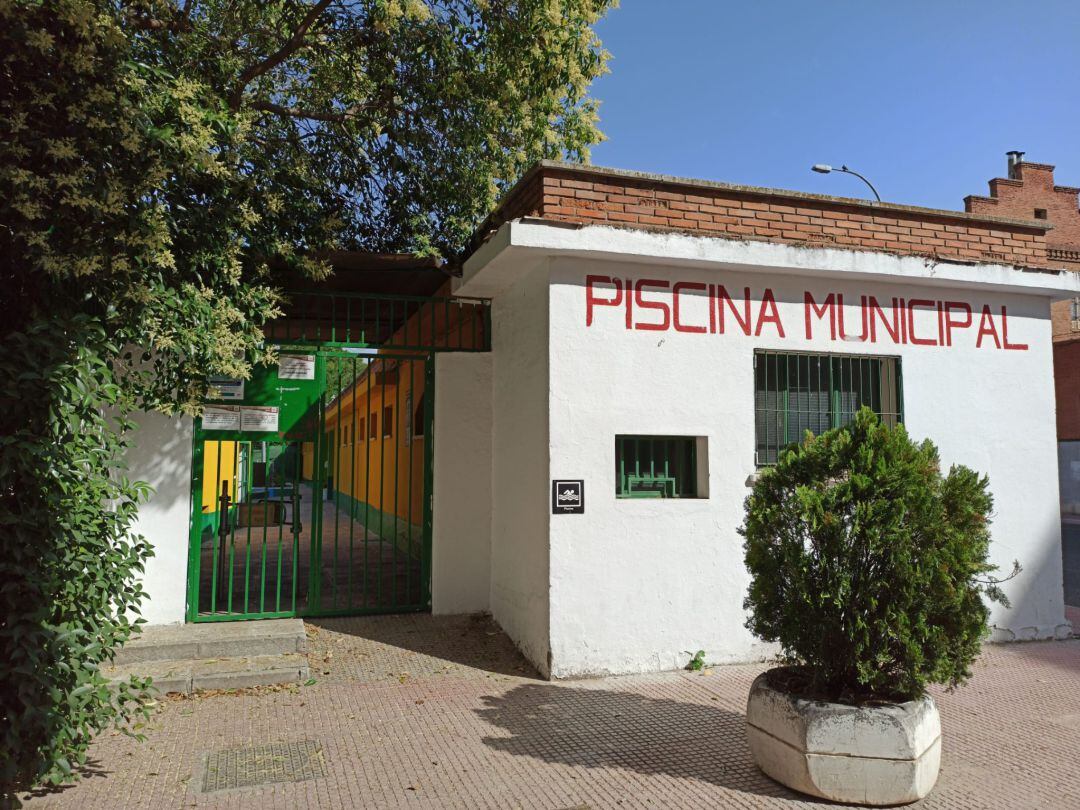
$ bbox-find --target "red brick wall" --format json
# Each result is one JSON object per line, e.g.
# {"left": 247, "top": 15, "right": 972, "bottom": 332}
{"left": 1052, "top": 299, "right": 1080, "bottom": 341}
{"left": 1057, "top": 339, "right": 1080, "bottom": 441}
{"left": 965, "top": 162, "right": 1080, "bottom": 267}
{"left": 964, "top": 159, "right": 1080, "bottom": 351}
{"left": 492, "top": 163, "right": 1051, "bottom": 270}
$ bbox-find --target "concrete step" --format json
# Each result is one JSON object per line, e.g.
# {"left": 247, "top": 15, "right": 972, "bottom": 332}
{"left": 105, "top": 652, "right": 310, "bottom": 695}
{"left": 111, "top": 618, "right": 306, "bottom": 665}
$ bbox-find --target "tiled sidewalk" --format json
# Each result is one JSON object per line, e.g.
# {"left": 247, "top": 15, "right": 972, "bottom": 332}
{"left": 20, "top": 615, "right": 1080, "bottom": 809}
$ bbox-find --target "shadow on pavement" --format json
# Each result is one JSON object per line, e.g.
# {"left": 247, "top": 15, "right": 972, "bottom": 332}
{"left": 476, "top": 682, "right": 824, "bottom": 802}
{"left": 11, "top": 759, "right": 110, "bottom": 807}
{"left": 306, "top": 612, "right": 543, "bottom": 681}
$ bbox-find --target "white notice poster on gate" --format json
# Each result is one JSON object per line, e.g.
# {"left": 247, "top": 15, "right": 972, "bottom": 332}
{"left": 241, "top": 406, "right": 279, "bottom": 432}
{"left": 278, "top": 354, "right": 316, "bottom": 380}
{"left": 202, "top": 405, "right": 241, "bottom": 431}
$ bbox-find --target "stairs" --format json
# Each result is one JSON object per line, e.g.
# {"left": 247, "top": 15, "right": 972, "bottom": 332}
{"left": 104, "top": 619, "right": 309, "bottom": 695}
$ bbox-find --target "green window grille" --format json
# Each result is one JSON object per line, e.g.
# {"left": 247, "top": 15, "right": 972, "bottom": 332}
{"left": 616, "top": 436, "right": 700, "bottom": 498}
{"left": 754, "top": 350, "right": 903, "bottom": 466}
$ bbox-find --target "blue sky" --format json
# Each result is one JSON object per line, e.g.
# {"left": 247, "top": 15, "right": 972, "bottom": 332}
{"left": 589, "top": 1, "right": 1080, "bottom": 211}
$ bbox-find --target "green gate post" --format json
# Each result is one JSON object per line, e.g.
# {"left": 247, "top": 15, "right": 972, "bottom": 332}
{"left": 309, "top": 356, "right": 328, "bottom": 613}
{"left": 185, "top": 435, "right": 206, "bottom": 623}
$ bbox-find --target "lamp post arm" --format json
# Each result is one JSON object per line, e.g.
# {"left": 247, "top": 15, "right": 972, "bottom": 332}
{"left": 838, "top": 165, "right": 881, "bottom": 202}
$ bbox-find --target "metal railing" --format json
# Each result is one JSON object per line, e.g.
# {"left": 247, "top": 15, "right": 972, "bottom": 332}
{"left": 266, "top": 291, "right": 491, "bottom": 352}
{"left": 616, "top": 435, "right": 699, "bottom": 498}
{"left": 191, "top": 437, "right": 305, "bottom": 621}
{"left": 188, "top": 351, "right": 435, "bottom": 621}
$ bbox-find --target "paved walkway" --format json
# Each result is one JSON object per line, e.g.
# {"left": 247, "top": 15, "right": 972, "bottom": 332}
{"left": 20, "top": 615, "right": 1080, "bottom": 809}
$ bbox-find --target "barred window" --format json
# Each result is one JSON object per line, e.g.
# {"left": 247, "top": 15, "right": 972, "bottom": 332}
{"left": 615, "top": 436, "right": 706, "bottom": 498}
{"left": 754, "top": 351, "right": 903, "bottom": 465}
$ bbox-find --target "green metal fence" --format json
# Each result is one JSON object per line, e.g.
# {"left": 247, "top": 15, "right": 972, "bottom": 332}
{"left": 187, "top": 289, "right": 487, "bottom": 622}
{"left": 266, "top": 291, "right": 491, "bottom": 352}
{"left": 188, "top": 437, "right": 307, "bottom": 622}
{"left": 310, "top": 351, "right": 433, "bottom": 616}
{"left": 186, "top": 350, "right": 434, "bottom": 622}
{"left": 754, "top": 350, "right": 903, "bottom": 465}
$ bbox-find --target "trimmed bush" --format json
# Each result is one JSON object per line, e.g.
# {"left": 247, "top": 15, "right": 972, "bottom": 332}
{"left": 741, "top": 408, "right": 1011, "bottom": 702}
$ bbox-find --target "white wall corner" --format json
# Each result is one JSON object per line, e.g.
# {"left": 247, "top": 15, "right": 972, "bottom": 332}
{"left": 126, "top": 411, "right": 193, "bottom": 625}
{"left": 488, "top": 262, "right": 553, "bottom": 677}
{"left": 432, "top": 352, "right": 494, "bottom": 615}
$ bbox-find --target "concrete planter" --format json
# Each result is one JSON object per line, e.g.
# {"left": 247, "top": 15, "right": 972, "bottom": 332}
{"left": 746, "top": 671, "right": 941, "bottom": 806}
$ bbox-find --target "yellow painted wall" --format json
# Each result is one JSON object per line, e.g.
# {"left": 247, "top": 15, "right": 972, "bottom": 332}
{"left": 200, "top": 440, "right": 239, "bottom": 512}
{"left": 324, "top": 357, "right": 427, "bottom": 526}
{"left": 296, "top": 287, "right": 482, "bottom": 527}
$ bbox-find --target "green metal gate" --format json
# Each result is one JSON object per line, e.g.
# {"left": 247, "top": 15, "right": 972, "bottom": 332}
{"left": 185, "top": 350, "right": 434, "bottom": 622}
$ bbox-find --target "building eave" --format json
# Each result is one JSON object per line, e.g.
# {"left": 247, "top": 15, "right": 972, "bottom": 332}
{"left": 457, "top": 218, "right": 1080, "bottom": 300}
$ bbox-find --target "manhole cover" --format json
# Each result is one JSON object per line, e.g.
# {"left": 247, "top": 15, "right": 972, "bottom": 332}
{"left": 198, "top": 740, "right": 326, "bottom": 793}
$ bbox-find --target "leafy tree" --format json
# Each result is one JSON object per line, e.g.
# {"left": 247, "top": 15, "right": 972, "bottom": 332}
{"left": 0, "top": 0, "right": 613, "bottom": 791}
{"left": 741, "top": 408, "right": 1016, "bottom": 703}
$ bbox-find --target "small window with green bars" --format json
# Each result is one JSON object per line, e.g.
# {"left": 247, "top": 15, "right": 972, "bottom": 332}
{"left": 616, "top": 436, "right": 705, "bottom": 498}
{"left": 754, "top": 350, "right": 903, "bottom": 466}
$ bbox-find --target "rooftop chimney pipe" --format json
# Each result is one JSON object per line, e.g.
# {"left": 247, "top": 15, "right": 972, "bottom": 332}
{"left": 1006, "top": 150, "right": 1025, "bottom": 179}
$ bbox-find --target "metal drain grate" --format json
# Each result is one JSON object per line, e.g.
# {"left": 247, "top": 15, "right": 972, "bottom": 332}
{"left": 199, "top": 740, "right": 326, "bottom": 792}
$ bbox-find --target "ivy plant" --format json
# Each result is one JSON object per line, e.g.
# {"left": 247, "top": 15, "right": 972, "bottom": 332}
{"left": 0, "top": 319, "right": 155, "bottom": 792}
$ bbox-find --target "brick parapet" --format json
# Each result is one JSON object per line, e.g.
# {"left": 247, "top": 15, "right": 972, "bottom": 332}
{"left": 965, "top": 161, "right": 1080, "bottom": 259}
{"left": 485, "top": 161, "right": 1052, "bottom": 270}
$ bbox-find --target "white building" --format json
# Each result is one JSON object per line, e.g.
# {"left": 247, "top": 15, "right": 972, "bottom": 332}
{"left": 131, "top": 163, "right": 1079, "bottom": 678}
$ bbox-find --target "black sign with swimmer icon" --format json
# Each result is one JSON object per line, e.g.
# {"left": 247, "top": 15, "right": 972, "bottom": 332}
{"left": 552, "top": 480, "right": 584, "bottom": 514}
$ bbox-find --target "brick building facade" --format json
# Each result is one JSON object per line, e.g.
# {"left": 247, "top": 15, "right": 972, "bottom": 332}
{"left": 964, "top": 154, "right": 1080, "bottom": 441}
{"left": 483, "top": 157, "right": 1080, "bottom": 443}
{"left": 964, "top": 153, "right": 1080, "bottom": 620}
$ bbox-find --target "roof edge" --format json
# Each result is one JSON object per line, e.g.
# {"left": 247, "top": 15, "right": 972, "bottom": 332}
{"left": 491, "top": 160, "right": 1054, "bottom": 234}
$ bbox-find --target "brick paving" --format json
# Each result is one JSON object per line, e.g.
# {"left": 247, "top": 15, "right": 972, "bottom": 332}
{"left": 19, "top": 616, "right": 1080, "bottom": 809}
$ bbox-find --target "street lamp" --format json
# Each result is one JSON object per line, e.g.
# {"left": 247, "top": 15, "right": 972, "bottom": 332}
{"left": 811, "top": 164, "right": 881, "bottom": 202}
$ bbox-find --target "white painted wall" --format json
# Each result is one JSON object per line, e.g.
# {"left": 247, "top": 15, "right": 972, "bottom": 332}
{"left": 544, "top": 255, "right": 1067, "bottom": 676}
{"left": 432, "top": 352, "right": 493, "bottom": 614}
{"left": 489, "top": 264, "right": 552, "bottom": 675}
{"left": 126, "top": 411, "right": 193, "bottom": 625}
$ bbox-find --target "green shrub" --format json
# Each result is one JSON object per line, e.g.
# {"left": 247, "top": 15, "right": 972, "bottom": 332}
{"left": 741, "top": 408, "right": 1012, "bottom": 702}
{"left": 1, "top": 318, "right": 154, "bottom": 794}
